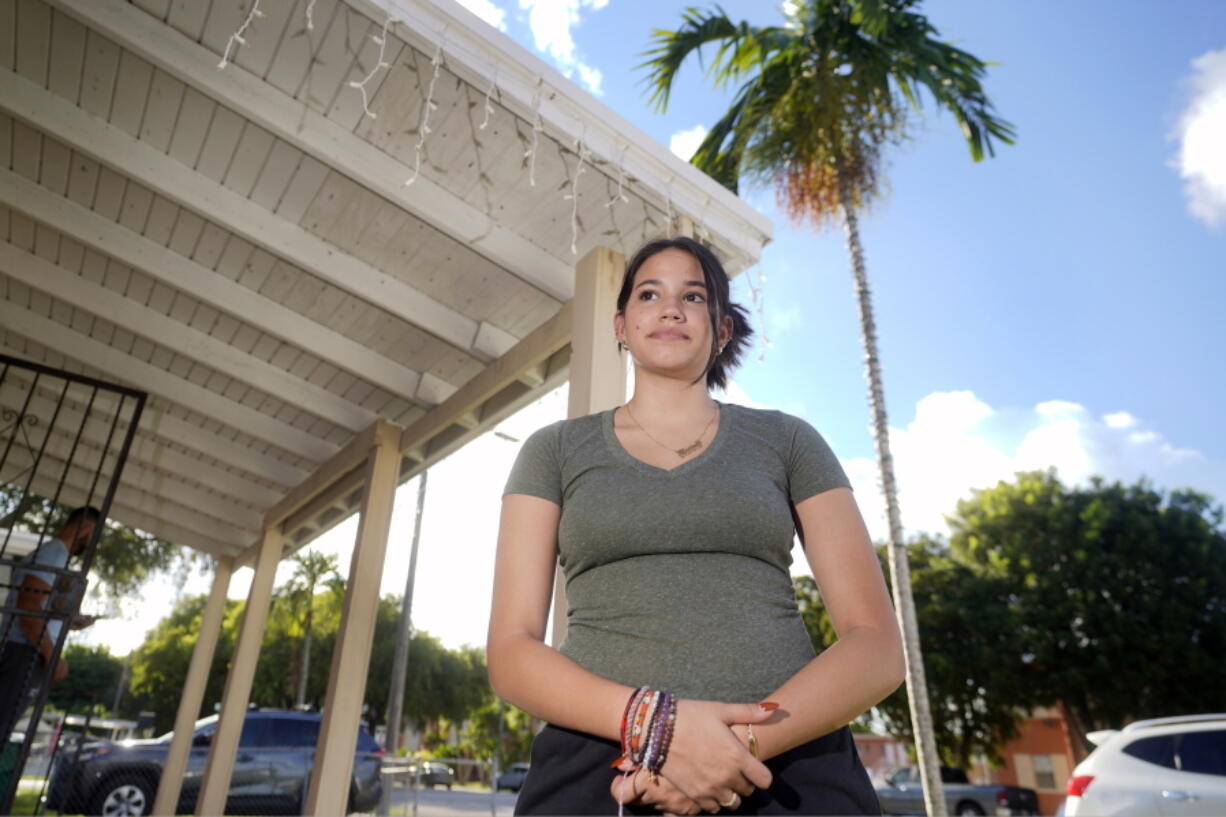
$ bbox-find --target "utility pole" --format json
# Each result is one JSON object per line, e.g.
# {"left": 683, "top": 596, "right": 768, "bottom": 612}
{"left": 385, "top": 471, "right": 428, "bottom": 753}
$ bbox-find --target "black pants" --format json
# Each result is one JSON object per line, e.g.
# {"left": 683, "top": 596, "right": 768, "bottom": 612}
{"left": 0, "top": 643, "right": 42, "bottom": 745}
{"left": 515, "top": 724, "right": 881, "bottom": 815}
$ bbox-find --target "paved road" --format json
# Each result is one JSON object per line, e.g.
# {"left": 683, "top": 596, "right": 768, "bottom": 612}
{"left": 377, "top": 785, "right": 519, "bottom": 817}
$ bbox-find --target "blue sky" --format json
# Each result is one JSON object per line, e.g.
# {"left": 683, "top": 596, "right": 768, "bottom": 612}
{"left": 83, "top": 1, "right": 1226, "bottom": 654}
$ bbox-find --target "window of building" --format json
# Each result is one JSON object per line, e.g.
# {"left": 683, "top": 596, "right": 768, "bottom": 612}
{"left": 1032, "top": 754, "right": 1056, "bottom": 790}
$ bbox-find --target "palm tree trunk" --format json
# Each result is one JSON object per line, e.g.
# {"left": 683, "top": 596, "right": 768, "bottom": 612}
{"left": 296, "top": 607, "right": 313, "bottom": 708}
{"left": 838, "top": 172, "right": 947, "bottom": 817}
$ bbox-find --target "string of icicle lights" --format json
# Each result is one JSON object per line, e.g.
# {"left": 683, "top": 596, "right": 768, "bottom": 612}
{"left": 212, "top": 1, "right": 757, "bottom": 262}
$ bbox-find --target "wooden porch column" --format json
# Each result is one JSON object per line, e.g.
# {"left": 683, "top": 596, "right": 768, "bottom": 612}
{"left": 195, "top": 527, "right": 282, "bottom": 816}
{"left": 153, "top": 556, "right": 234, "bottom": 816}
{"left": 553, "top": 246, "right": 626, "bottom": 646}
{"left": 305, "top": 420, "right": 401, "bottom": 816}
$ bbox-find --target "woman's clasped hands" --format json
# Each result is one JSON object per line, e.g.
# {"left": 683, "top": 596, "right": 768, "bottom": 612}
{"left": 611, "top": 699, "right": 777, "bottom": 814}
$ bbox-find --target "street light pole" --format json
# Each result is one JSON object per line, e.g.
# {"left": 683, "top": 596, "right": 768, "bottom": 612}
{"left": 385, "top": 471, "right": 428, "bottom": 753}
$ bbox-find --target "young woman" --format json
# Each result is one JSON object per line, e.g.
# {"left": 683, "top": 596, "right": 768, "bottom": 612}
{"left": 488, "top": 237, "right": 903, "bottom": 815}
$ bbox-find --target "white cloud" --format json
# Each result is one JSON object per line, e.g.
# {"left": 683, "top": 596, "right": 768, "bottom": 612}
{"left": 845, "top": 391, "right": 1220, "bottom": 544}
{"left": 669, "top": 125, "right": 709, "bottom": 161}
{"left": 454, "top": 0, "right": 508, "bottom": 31}
{"left": 1172, "top": 46, "right": 1226, "bottom": 228}
{"left": 519, "top": 0, "right": 606, "bottom": 95}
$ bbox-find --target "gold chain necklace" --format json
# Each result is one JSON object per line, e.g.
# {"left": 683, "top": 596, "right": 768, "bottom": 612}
{"left": 623, "top": 402, "right": 719, "bottom": 458}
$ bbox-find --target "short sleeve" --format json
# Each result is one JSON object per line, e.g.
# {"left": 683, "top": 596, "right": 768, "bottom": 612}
{"left": 787, "top": 416, "right": 851, "bottom": 504}
{"left": 503, "top": 423, "right": 563, "bottom": 505}
{"left": 19, "top": 540, "right": 69, "bottom": 588}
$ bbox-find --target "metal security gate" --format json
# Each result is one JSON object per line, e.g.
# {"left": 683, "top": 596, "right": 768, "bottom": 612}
{"left": 0, "top": 352, "right": 145, "bottom": 814}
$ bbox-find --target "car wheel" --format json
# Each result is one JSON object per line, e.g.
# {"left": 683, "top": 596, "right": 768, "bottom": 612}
{"left": 955, "top": 802, "right": 985, "bottom": 816}
{"left": 90, "top": 774, "right": 154, "bottom": 817}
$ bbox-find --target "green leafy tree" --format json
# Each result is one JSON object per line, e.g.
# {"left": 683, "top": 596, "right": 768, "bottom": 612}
{"left": 794, "top": 473, "right": 1226, "bottom": 764}
{"left": 127, "top": 594, "right": 241, "bottom": 732}
{"left": 642, "top": 2, "right": 1015, "bottom": 807}
{"left": 797, "top": 552, "right": 1021, "bottom": 767}
{"left": 949, "top": 470, "right": 1226, "bottom": 753}
{"left": 46, "top": 644, "right": 125, "bottom": 716}
{"left": 129, "top": 589, "right": 494, "bottom": 735}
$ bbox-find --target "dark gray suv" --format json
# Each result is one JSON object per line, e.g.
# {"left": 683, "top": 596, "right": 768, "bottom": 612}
{"left": 45, "top": 709, "right": 384, "bottom": 816}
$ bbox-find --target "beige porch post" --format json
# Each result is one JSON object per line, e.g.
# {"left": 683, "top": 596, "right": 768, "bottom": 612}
{"left": 552, "top": 246, "right": 627, "bottom": 646}
{"left": 152, "top": 556, "right": 235, "bottom": 816}
{"left": 305, "top": 420, "right": 401, "bottom": 816}
{"left": 195, "top": 526, "right": 282, "bottom": 816}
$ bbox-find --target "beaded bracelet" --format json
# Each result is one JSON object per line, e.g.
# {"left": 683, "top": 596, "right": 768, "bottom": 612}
{"left": 614, "top": 687, "right": 679, "bottom": 817}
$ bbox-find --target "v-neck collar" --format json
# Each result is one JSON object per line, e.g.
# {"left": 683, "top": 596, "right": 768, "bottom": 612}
{"left": 603, "top": 401, "right": 734, "bottom": 476}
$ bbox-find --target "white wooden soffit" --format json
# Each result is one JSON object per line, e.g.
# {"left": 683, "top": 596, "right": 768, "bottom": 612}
{"left": 0, "top": 360, "right": 309, "bottom": 489}
{"left": 0, "top": 70, "right": 496, "bottom": 365}
{"left": 0, "top": 301, "right": 340, "bottom": 463}
{"left": 0, "top": 374, "right": 283, "bottom": 508}
{"left": 354, "top": 0, "right": 775, "bottom": 271}
{"left": 8, "top": 463, "right": 255, "bottom": 556}
{"left": 49, "top": 0, "right": 576, "bottom": 304}
{"left": 0, "top": 242, "right": 376, "bottom": 434}
{"left": 2, "top": 428, "right": 264, "bottom": 532}
{"left": 0, "top": 168, "right": 428, "bottom": 409}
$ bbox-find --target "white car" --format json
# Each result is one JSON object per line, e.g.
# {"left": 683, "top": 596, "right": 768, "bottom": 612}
{"left": 1063, "top": 714, "right": 1226, "bottom": 815}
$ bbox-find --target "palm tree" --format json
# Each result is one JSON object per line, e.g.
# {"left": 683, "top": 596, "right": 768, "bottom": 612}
{"left": 642, "top": 2, "right": 1015, "bottom": 813}
{"left": 283, "top": 550, "right": 340, "bottom": 707}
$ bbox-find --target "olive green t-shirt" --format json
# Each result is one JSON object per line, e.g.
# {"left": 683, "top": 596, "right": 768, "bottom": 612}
{"left": 503, "top": 402, "right": 850, "bottom": 702}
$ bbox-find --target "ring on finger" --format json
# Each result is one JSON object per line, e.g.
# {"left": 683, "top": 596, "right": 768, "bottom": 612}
{"left": 719, "top": 793, "right": 740, "bottom": 809}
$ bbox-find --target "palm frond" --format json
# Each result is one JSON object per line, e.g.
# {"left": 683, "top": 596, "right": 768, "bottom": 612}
{"left": 639, "top": 6, "right": 789, "bottom": 112}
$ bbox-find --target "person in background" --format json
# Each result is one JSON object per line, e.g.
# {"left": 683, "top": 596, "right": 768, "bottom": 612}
{"left": 0, "top": 506, "right": 101, "bottom": 744}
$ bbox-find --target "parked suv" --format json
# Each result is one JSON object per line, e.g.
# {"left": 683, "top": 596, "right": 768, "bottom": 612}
{"left": 1063, "top": 714, "right": 1226, "bottom": 815}
{"left": 44, "top": 709, "right": 384, "bottom": 816}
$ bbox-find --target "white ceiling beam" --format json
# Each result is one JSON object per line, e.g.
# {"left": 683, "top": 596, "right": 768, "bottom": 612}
{"left": 0, "top": 376, "right": 282, "bottom": 509}
{"left": 399, "top": 301, "right": 572, "bottom": 455}
{"left": 0, "top": 68, "right": 488, "bottom": 361}
{"left": 51, "top": 0, "right": 575, "bottom": 303}
{"left": 0, "top": 352, "right": 309, "bottom": 488}
{"left": 0, "top": 241, "right": 376, "bottom": 434}
{"left": 0, "top": 300, "right": 339, "bottom": 462}
{"left": 0, "top": 169, "right": 427, "bottom": 409}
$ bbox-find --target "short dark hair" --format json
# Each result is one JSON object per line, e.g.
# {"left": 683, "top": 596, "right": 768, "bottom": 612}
{"left": 63, "top": 506, "right": 102, "bottom": 530}
{"left": 616, "top": 236, "right": 754, "bottom": 391}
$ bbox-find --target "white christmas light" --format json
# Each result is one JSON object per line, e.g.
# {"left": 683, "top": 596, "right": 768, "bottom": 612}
{"left": 562, "top": 135, "right": 589, "bottom": 255}
{"left": 606, "top": 145, "right": 630, "bottom": 209}
{"left": 405, "top": 42, "right": 445, "bottom": 187}
{"left": 479, "top": 69, "right": 498, "bottom": 130}
{"left": 349, "top": 15, "right": 394, "bottom": 119}
{"left": 525, "top": 81, "right": 544, "bottom": 187}
{"left": 218, "top": 0, "right": 264, "bottom": 70}
{"left": 306, "top": 0, "right": 317, "bottom": 30}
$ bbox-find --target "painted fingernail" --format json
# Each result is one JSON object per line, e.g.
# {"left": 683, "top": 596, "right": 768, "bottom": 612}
{"left": 611, "top": 755, "right": 627, "bottom": 768}
{"left": 759, "top": 701, "right": 780, "bottom": 712}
